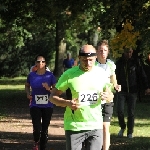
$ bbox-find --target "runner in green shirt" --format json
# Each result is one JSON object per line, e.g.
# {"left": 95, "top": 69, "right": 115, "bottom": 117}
{"left": 50, "top": 45, "right": 114, "bottom": 150}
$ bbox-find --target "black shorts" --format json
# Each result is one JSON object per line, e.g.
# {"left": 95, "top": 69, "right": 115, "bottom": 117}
{"left": 101, "top": 102, "right": 114, "bottom": 122}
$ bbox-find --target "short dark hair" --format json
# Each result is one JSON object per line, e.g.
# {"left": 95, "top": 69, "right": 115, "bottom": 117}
{"left": 97, "top": 40, "right": 109, "bottom": 50}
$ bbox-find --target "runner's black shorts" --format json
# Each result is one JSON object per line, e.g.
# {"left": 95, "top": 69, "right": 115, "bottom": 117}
{"left": 101, "top": 102, "right": 114, "bottom": 122}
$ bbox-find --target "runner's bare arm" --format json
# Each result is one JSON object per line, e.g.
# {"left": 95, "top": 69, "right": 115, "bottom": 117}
{"left": 110, "top": 74, "right": 121, "bottom": 92}
{"left": 42, "top": 83, "right": 55, "bottom": 91}
{"left": 101, "top": 87, "right": 114, "bottom": 102}
{"left": 25, "top": 82, "right": 31, "bottom": 99}
{"left": 49, "top": 88, "right": 78, "bottom": 110}
{"left": 110, "top": 74, "right": 117, "bottom": 87}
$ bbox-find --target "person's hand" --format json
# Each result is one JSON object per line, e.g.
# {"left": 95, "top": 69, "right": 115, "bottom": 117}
{"left": 27, "top": 94, "right": 32, "bottom": 106}
{"left": 27, "top": 93, "right": 32, "bottom": 100}
{"left": 145, "top": 88, "right": 150, "bottom": 95}
{"left": 42, "top": 82, "right": 50, "bottom": 91}
{"left": 67, "top": 98, "right": 80, "bottom": 110}
{"left": 101, "top": 86, "right": 114, "bottom": 103}
{"left": 115, "top": 84, "right": 121, "bottom": 92}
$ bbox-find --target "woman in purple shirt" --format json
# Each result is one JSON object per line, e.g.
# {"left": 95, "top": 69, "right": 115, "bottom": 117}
{"left": 25, "top": 54, "right": 56, "bottom": 150}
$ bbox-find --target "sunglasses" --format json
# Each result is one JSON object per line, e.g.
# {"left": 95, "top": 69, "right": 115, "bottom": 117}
{"left": 36, "top": 60, "right": 45, "bottom": 63}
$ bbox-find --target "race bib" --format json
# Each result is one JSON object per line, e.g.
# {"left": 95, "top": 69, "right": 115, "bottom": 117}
{"left": 35, "top": 95, "right": 48, "bottom": 104}
{"left": 78, "top": 91, "right": 99, "bottom": 106}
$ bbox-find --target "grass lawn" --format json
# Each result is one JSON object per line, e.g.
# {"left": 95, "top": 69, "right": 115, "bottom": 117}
{"left": 0, "top": 77, "right": 27, "bottom": 119}
{"left": 110, "top": 95, "right": 150, "bottom": 150}
{"left": 0, "top": 77, "right": 150, "bottom": 149}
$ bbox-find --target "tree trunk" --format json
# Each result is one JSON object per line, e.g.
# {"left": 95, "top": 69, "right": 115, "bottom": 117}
{"left": 92, "top": 30, "right": 99, "bottom": 47}
{"left": 53, "top": 21, "right": 66, "bottom": 77}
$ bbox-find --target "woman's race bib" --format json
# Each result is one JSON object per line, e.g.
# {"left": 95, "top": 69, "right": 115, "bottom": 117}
{"left": 35, "top": 95, "right": 48, "bottom": 104}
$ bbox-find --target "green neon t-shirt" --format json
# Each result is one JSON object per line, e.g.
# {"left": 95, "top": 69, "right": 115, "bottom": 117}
{"left": 56, "top": 65, "right": 109, "bottom": 131}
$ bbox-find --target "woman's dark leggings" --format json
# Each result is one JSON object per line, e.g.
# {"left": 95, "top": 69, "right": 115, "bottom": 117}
{"left": 30, "top": 107, "right": 53, "bottom": 150}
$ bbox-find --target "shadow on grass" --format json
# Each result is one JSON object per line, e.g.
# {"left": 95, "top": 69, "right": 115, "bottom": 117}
{"left": 0, "top": 78, "right": 27, "bottom": 85}
{"left": 0, "top": 89, "right": 65, "bottom": 122}
{"left": 111, "top": 120, "right": 150, "bottom": 128}
{"left": 113, "top": 97, "right": 150, "bottom": 120}
{"left": 110, "top": 134, "right": 150, "bottom": 150}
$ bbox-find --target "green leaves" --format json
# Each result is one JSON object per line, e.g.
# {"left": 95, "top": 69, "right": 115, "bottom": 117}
{"left": 0, "top": 0, "right": 150, "bottom": 76}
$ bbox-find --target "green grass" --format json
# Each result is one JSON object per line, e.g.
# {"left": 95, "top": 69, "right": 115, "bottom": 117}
{"left": 0, "top": 76, "right": 26, "bottom": 85}
{"left": 0, "top": 77, "right": 150, "bottom": 149}
{"left": 0, "top": 77, "right": 27, "bottom": 118}
{"left": 110, "top": 97, "right": 150, "bottom": 149}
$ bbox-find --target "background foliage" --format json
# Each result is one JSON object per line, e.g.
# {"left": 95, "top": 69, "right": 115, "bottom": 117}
{"left": 0, "top": 0, "right": 150, "bottom": 77}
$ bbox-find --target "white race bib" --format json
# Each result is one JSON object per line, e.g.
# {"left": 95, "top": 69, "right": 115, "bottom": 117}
{"left": 35, "top": 95, "right": 48, "bottom": 104}
{"left": 78, "top": 91, "right": 99, "bottom": 106}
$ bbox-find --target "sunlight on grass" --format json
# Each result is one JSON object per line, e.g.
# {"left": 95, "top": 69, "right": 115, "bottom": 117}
{"left": 0, "top": 85, "right": 24, "bottom": 90}
{"left": 0, "top": 76, "right": 26, "bottom": 80}
{"left": 110, "top": 98, "right": 150, "bottom": 140}
{"left": 0, "top": 76, "right": 26, "bottom": 85}
{"left": 110, "top": 117, "right": 150, "bottom": 138}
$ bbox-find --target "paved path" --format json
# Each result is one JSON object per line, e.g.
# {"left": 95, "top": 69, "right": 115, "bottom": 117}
{"left": 0, "top": 106, "right": 66, "bottom": 150}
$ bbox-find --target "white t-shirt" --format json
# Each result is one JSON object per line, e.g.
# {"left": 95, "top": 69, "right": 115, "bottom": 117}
{"left": 96, "top": 59, "right": 116, "bottom": 103}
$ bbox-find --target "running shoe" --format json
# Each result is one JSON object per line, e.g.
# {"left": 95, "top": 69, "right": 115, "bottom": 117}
{"left": 33, "top": 143, "right": 38, "bottom": 150}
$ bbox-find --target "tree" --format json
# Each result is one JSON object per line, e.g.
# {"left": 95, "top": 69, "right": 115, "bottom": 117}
{"left": 110, "top": 20, "right": 139, "bottom": 58}
{"left": 1, "top": 0, "right": 150, "bottom": 77}
{"left": 95, "top": 0, "right": 150, "bottom": 58}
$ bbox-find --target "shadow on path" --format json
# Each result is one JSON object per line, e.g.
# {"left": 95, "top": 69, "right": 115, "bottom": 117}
{"left": 0, "top": 131, "right": 66, "bottom": 150}
{"left": 0, "top": 100, "right": 66, "bottom": 150}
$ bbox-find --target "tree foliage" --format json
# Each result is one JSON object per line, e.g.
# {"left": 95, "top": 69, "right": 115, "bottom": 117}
{"left": 0, "top": 0, "right": 150, "bottom": 76}
{"left": 110, "top": 20, "right": 140, "bottom": 58}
